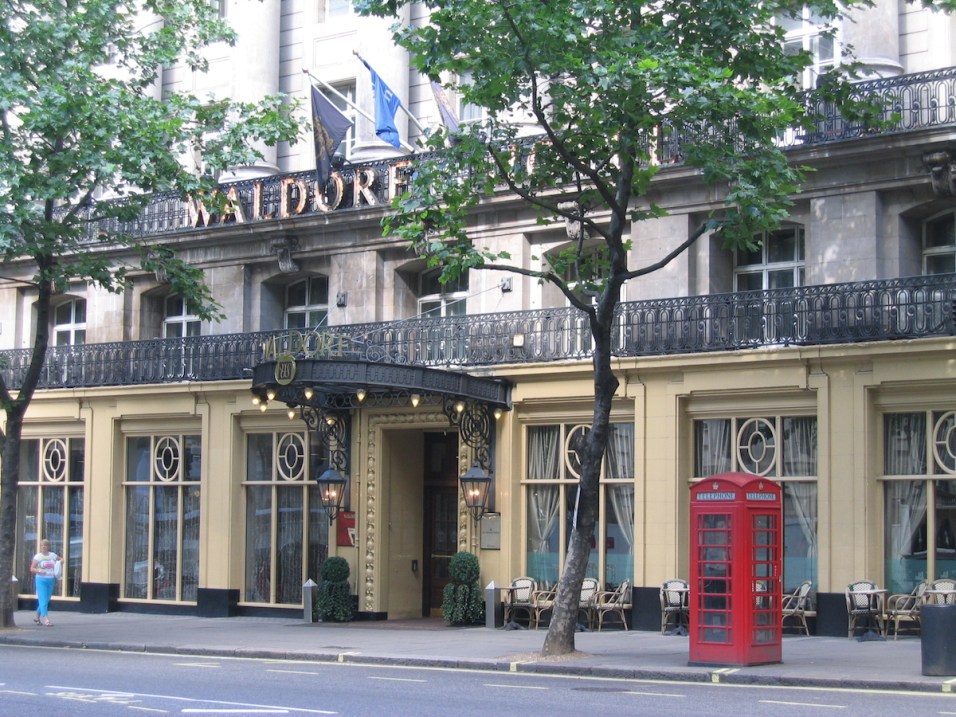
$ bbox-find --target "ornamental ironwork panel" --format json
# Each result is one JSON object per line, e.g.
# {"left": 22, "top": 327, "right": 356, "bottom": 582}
{"left": 0, "top": 274, "right": 953, "bottom": 391}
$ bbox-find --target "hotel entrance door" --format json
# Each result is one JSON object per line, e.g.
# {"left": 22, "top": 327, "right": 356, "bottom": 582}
{"left": 423, "top": 432, "right": 459, "bottom": 617}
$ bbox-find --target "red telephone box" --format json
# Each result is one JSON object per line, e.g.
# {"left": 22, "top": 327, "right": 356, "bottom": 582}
{"left": 689, "top": 472, "right": 782, "bottom": 666}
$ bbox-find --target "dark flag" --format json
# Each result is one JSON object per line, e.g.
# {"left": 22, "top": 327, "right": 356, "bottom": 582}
{"left": 359, "top": 57, "right": 402, "bottom": 148}
{"left": 430, "top": 80, "right": 460, "bottom": 134}
{"left": 311, "top": 85, "right": 353, "bottom": 187}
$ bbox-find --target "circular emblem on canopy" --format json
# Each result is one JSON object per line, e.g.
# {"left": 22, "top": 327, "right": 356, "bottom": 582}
{"left": 274, "top": 352, "right": 296, "bottom": 385}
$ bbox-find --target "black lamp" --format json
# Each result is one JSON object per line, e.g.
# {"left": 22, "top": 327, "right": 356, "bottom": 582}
{"left": 316, "top": 466, "right": 348, "bottom": 521}
{"left": 460, "top": 462, "right": 492, "bottom": 524}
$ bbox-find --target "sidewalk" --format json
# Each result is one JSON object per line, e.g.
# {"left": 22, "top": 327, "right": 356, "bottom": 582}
{"left": 0, "top": 610, "right": 950, "bottom": 694}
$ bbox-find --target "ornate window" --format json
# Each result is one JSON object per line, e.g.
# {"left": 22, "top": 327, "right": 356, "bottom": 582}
{"left": 524, "top": 422, "right": 634, "bottom": 590}
{"left": 53, "top": 298, "right": 86, "bottom": 346}
{"left": 883, "top": 411, "right": 956, "bottom": 595}
{"left": 243, "top": 432, "right": 329, "bottom": 605}
{"left": 418, "top": 267, "right": 467, "bottom": 319}
{"left": 124, "top": 435, "right": 201, "bottom": 601}
{"left": 285, "top": 276, "right": 329, "bottom": 329}
{"left": 924, "top": 211, "right": 956, "bottom": 275}
{"left": 16, "top": 438, "right": 85, "bottom": 600}
{"left": 694, "top": 415, "right": 817, "bottom": 592}
{"left": 163, "top": 295, "right": 200, "bottom": 338}
{"left": 734, "top": 227, "right": 805, "bottom": 292}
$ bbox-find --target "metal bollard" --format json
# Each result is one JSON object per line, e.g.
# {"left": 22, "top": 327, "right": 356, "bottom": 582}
{"left": 303, "top": 579, "right": 317, "bottom": 623}
{"left": 485, "top": 581, "right": 503, "bottom": 629}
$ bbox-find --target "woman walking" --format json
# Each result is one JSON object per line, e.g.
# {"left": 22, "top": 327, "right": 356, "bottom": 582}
{"left": 30, "top": 539, "right": 61, "bottom": 626}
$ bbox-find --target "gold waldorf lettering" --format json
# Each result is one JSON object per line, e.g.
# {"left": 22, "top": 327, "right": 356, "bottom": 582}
{"left": 316, "top": 173, "right": 345, "bottom": 212}
{"left": 280, "top": 178, "right": 309, "bottom": 218}
{"left": 186, "top": 195, "right": 216, "bottom": 228}
{"left": 224, "top": 186, "right": 246, "bottom": 224}
{"left": 388, "top": 160, "right": 413, "bottom": 201}
{"left": 252, "top": 181, "right": 265, "bottom": 220}
{"left": 353, "top": 167, "right": 378, "bottom": 207}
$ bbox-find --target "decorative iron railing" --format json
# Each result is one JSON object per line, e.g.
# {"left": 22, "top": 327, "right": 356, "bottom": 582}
{"left": 66, "top": 66, "right": 956, "bottom": 242}
{"left": 2, "top": 274, "right": 953, "bottom": 391}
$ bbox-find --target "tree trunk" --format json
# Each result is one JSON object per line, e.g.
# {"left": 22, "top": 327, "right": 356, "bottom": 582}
{"left": 0, "top": 412, "right": 26, "bottom": 628}
{"left": 541, "top": 312, "right": 619, "bottom": 656}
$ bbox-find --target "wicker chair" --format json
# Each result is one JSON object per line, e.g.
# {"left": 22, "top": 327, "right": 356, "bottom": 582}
{"left": 886, "top": 580, "right": 927, "bottom": 639}
{"left": 660, "top": 578, "right": 690, "bottom": 634}
{"left": 594, "top": 580, "right": 632, "bottom": 631}
{"left": 530, "top": 587, "right": 556, "bottom": 629}
{"left": 503, "top": 577, "right": 536, "bottom": 626}
{"left": 845, "top": 580, "right": 886, "bottom": 638}
{"left": 781, "top": 580, "right": 815, "bottom": 636}
{"left": 578, "top": 577, "right": 600, "bottom": 630}
{"left": 924, "top": 578, "right": 956, "bottom": 605}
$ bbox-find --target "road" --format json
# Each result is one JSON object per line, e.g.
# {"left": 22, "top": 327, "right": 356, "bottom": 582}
{"left": 0, "top": 644, "right": 953, "bottom": 716}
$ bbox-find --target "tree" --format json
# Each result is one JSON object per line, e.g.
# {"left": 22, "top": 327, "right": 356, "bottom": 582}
{"left": 356, "top": 0, "right": 955, "bottom": 656}
{"left": 0, "top": 0, "right": 302, "bottom": 628}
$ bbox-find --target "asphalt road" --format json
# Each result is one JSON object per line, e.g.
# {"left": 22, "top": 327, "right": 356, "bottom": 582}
{"left": 0, "top": 644, "right": 954, "bottom": 717}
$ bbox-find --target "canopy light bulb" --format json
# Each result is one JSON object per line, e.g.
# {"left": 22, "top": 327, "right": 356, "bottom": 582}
{"left": 266, "top": 389, "right": 276, "bottom": 401}
{"left": 251, "top": 395, "right": 261, "bottom": 406}
{"left": 493, "top": 407, "right": 504, "bottom": 420}
{"left": 356, "top": 389, "right": 367, "bottom": 402}
{"left": 455, "top": 401, "right": 465, "bottom": 414}
{"left": 304, "top": 387, "right": 314, "bottom": 400}
{"left": 288, "top": 408, "right": 296, "bottom": 420}
{"left": 410, "top": 393, "right": 421, "bottom": 408}
{"left": 259, "top": 402, "right": 268, "bottom": 412}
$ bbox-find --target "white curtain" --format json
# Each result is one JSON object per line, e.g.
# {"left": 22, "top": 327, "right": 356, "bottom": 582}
{"left": 607, "top": 484, "right": 635, "bottom": 554}
{"left": 695, "top": 419, "right": 731, "bottom": 476}
{"left": 783, "top": 417, "right": 817, "bottom": 476}
{"left": 527, "top": 426, "right": 560, "bottom": 552}
{"left": 884, "top": 413, "right": 927, "bottom": 475}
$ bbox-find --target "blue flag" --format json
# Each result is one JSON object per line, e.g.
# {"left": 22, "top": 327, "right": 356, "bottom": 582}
{"left": 311, "top": 86, "right": 353, "bottom": 187}
{"left": 359, "top": 58, "right": 402, "bottom": 148}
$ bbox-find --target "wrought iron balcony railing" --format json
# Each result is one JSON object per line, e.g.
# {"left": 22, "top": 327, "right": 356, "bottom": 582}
{"left": 2, "top": 274, "right": 953, "bottom": 391}
{"left": 64, "top": 66, "right": 956, "bottom": 243}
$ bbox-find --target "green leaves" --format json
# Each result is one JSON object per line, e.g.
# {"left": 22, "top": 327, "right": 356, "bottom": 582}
{"left": 0, "top": 0, "right": 303, "bottom": 323}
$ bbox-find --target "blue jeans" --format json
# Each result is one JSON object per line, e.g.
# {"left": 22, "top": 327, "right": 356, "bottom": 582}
{"left": 35, "top": 576, "right": 55, "bottom": 617}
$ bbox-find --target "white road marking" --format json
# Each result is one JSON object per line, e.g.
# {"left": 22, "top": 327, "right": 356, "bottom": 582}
{"left": 266, "top": 669, "right": 323, "bottom": 676}
{"left": 624, "top": 690, "right": 685, "bottom": 697}
{"left": 367, "top": 676, "right": 426, "bottom": 683}
{"left": 760, "top": 699, "right": 847, "bottom": 709}
{"left": 46, "top": 686, "right": 336, "bottom": 714}
{"left": 483, "top": 683, "right": 548, "bottom": 690}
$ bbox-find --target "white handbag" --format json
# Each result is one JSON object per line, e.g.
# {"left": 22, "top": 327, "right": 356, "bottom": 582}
{"left": 53, "top": 560, "right": 62, "bottom": 579}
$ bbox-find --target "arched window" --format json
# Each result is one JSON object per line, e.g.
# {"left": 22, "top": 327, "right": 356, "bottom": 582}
{"left": 734, "top": 227, "right": 805, "bottom": 291}
{"left": 53, "top": 298, "right": 86, "bottom": 346}
{"left": 924, "top": 211, "right": 956, "bottom": 275}
{"left": 285, "top": 276, "right": 329, "bottom": 329}
{"left": 163, "top": 295, "right": 201, "bottom": 338}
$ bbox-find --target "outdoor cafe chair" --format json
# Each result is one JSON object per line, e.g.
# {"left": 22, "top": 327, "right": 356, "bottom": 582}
{"left": 886, "top": 580, "right": 927, "bottom": 639}
{"left": 660, "top": 578, "right": 690, "bottom": 634}
{"left": 503, "top": 577, "right": 536, "bottom": 626}
{"left": 530, "top": 586, "right": 556, "bottom": 629}
{"left": 578, "top": 577, "right": 600, "bottom": 630}
{"left": 781, "top": 580, "right": 815, "bottom": 636}
{"left": 845, "top": 580, "right": 886, "bottom": 638}
{"left": 594, "top": 579, "right": 632, "bottom": 631}
{"left": 924, "top": 578, "right": 956, "bottom": 605}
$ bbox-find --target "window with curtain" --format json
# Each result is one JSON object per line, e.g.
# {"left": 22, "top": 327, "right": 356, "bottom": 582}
{"left": 244, "top": 432, "right": 329, "bottom": 605}
{"left": 124, "top": 434, "right": 201, "bottom": 602}
{"left": 883, "top": 411, "right": 956, "bottom": 594}
{"left": 285, "top": 276, "right": 329, "bottom": 329}
{"left": 924, "top": 211, "right": 956, "bottom": 275}
{"left": 525, "top": 422, "right": 634, "bottom": 590}
{"left": 16, "top": 437, "right": 85, "bottom": 600}
{"left": 693, "top": 415, "right": 817, "bottom": 591}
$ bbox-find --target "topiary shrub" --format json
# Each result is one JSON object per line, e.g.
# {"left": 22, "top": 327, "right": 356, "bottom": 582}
{"left": 317, "top": 556, "right": 354, "bottom": 622}
{"left": 441, "top": 551, "right": 484, "bottom": 625}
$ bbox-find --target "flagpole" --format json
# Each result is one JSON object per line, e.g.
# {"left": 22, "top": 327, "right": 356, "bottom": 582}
{"left": 303, "top": 68, "right": 415, "bottom": 153}
{"left": 302, "top": 68, "right": 375, "bottom": 125}
{"left": 352, "top": 50, "right": 427, "bottom": 134}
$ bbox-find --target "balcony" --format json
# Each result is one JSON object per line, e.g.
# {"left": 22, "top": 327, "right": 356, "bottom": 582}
{"left": 62, "top": 66, "right": 956, "bottom": 243}
{"left": 2, "top": 274, "right": 953, "bottom": 391}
